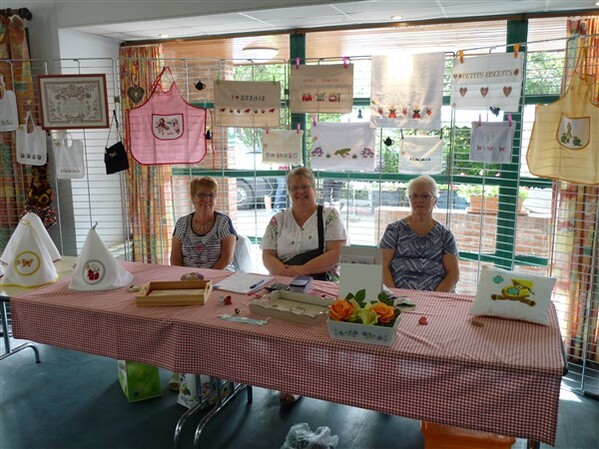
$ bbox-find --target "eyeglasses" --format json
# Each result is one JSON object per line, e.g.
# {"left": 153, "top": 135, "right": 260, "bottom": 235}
{"left": 195, "top": 193, "right": 216, "bottom": 199}
{"left": 289, "top": 184, "right": 312, "bottom": 192}
{"left": 409, "top": 193, "right": 435, "bottom": 201}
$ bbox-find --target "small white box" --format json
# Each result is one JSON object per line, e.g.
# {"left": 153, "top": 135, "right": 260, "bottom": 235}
{"left": 249, "top": 290, "right": 333, "bottom": 325}
{"left": 327, "top": 316, "right": 401, "bottom": 346}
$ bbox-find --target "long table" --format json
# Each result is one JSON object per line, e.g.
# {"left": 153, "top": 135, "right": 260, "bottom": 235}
{"left": 10, "top": 261, "right": 564, "bottom": 446}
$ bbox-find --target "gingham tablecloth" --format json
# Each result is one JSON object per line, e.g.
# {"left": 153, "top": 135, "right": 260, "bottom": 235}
{"left": 11, "top": 262, "right": 563, "bottom": 445}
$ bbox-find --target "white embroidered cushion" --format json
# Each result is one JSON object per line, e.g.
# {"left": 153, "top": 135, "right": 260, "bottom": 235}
{"left": 469, "top": 266, "right": 556, "bottom": 325}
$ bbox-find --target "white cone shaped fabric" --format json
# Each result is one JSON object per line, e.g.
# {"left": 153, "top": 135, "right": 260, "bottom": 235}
{"left": 2, "top": 221, "right": 58, "bottom": 287}
{"left": 1, "top": 213, "right": 61, "bottom": 263}
{"left": 69, "top": 227, "right": 133, "bottom": 291}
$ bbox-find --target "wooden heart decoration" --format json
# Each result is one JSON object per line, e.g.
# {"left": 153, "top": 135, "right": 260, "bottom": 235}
{"left": 459, "top": 87, "right": 468, "bottom": 97}
{"left": 514, "top": 68, "right": 519, "bottom": 76}
{"left": 127, "top": 85, "right": 145, "bottom": 104}
{"left": 503, "top": 86, "right": 512, "bottom": 97}
{"left": 480, "top": 87, "right": 489, "bottom": 97}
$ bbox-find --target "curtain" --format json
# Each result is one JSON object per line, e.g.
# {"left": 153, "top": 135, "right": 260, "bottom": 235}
{"left": 119, "top": 45, "right": 174, "bottom": 264}
{"left": 0, "top": 15, "right": 36, "bottom": 250}
{"left": 552, "top": 19, "right": 599, "bottom": 383}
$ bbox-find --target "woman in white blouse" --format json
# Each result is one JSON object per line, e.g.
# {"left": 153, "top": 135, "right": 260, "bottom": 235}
{"left": 261, "top": 167, "right": 347, "bottom": 280}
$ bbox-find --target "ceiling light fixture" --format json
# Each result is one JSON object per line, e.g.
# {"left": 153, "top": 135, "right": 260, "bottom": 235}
{"left": 391, "top": 15, "right": 403, "bottom": 21}
{"left": 159, "top": 34, "right": 169, "bottom": 38}
{"left": 242, "top": 45, "right": 279, "bottom": 60}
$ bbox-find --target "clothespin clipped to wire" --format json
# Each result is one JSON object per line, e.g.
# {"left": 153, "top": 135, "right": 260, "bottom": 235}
{"left": 507, "top": 113, "right": 513, "bottom": 127}
{"left": 458, "top": 50, "right": 464, "bottom": 64}
{"left": 343, "top": 56, "right": 349, "bottom": 69}
{"left": 295, "top": 57, "right": 300, "bottom": 69}
{"left": 478, "top": 114, "right": 482, "bottom": 126}
{"left": 312, "top": 114, "right": 317, "bottom": 127}
{"left": 513, "top": 44, "right": 520, "bottom": 58}
{"left": 296, "top": 123, "right": 301, "bottom": 134}
{"left": 265, "top": 127, "right": 269, "bottom": 134}
{"left": 400, "top": 129, "right": 405, "bottom": 140}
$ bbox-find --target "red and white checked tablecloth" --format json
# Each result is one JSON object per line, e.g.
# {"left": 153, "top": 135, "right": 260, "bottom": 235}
{"left": 11, "top": 262, "right": 563, "bottom": 445}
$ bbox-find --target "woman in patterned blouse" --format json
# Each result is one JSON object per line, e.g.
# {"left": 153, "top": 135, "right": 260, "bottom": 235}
{"left": 171, "top": 176, "right": 237, "bottom": 269}
{"left": 379, "top": 175, "right": 460, "bottom": 292}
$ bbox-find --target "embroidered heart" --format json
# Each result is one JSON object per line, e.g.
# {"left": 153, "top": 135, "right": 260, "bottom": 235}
{"left": 503, "top": 86, "right": 512, "bottom": 97}
{"left": 514, "top": 68, "right": 519, "bottom": 76}
{"left": 453, "top": 74, "right": 458, "bottom": 79}
{"left": 127, "top": 85, "right": 144, "bottom": 104}
{"left": 480, "top": 87, "right": 489, "bottom": 97}
{"left": 459, "top": 87, "right": 468, "bottom": 97}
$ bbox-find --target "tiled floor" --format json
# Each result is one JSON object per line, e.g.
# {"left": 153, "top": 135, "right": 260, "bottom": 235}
{"left": 1, "top": 341, "right": 598, "bottom": 449}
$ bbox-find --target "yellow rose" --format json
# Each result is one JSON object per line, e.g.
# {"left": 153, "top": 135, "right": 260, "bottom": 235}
{"left": 329, "top": 299, "right": 355, "bottom": 321}
{"left": 371, "top": 302, "right": 396, "bottom": 324}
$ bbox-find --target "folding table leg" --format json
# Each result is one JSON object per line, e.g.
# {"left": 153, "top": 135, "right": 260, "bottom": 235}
{"left": 0, "top": 300, "right": 40, "bottom": 363}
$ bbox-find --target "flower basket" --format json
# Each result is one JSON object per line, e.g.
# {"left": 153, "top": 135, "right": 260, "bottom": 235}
{"left": 327, "top": 315, "right": 401, "bottom": 346}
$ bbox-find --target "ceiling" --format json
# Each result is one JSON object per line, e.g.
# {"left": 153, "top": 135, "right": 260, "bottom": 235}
{"left": 69, "top": 0, "right": 599, "bottom": 44}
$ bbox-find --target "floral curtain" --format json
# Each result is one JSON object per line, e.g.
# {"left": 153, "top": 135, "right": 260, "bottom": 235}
{"left": 119, "top": 45, "right": 174, "bottom": 264}
{"left": 552, "top": 18, "right": 599, "bottom": 386}
{"left": 0, "top": 15, "right": 36, "bottom": 250}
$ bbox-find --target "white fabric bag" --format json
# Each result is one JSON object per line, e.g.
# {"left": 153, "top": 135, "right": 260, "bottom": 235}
{"left": 0, "top": 75, "right": 19, "bottom": 132}
{"left": 470, "top": 121, "right": 515, "bottom": 163}
{"left": 53, "top": 134, "right": 85, "bottom": 179}
{"left": 16, "top": 111, "right": 47, "bottom": 166}
{"left": 399, "top": 136, "right": 443, "bottom": 174}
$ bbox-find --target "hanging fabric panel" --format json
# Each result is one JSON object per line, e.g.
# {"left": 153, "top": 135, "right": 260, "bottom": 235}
{"left": 289, "top": 63, "right": 354, "bottom": 113}
{"left": 213, "top": 80, "right": 280, "bottom": 128}
{"left": 311, "top": 122, "right": 375, "bottom": 171}
{"left": 262, "top": 129, "right": 303, "bottom": 164}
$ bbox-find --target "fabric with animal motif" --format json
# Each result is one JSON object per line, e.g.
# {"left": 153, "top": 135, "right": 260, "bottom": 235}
{"left": 370, "top": 53, "right": 444, "bottom": 130}
{"left": 469, "top": 121, "right": 514, "bottom": 163}
{"left": 311, "top": 122, "right": 375, "bottom": 170}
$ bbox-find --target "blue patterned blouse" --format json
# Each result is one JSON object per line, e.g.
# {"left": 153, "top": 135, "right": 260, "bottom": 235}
{"left": 379, "top": 218, "right": 458, "bottom": 291}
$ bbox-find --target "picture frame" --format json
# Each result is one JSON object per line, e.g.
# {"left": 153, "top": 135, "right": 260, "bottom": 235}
{"left": 37, "top": 74, "right": 109, "bottom": 129}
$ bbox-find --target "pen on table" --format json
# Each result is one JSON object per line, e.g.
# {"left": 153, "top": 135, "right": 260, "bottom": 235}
{"left": 249, "top": 280, "right": 266, "bottom": 290}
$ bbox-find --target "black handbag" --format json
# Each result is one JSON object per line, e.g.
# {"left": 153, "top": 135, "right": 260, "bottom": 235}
{"left": 104, "top": 110, "right": 130, "bottom": 175}
{"left": 284, "top": 205, "right": 329, "bottom": 281}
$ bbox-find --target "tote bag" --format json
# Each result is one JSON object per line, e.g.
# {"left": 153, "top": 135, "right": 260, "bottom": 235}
{"left": 16, "top": 111, "right": 47, "bottom": 166}
{"left": 0, "top": 75, "right": 19, "bottom": 131}
{"left": 53, "top": 134, "right": 85, "bottom": 179}
{"left": 527, "top": 51, "right": 599, "bottom": 184}
{"left": 128, "top": 67, "right": 207, "bottom": 165}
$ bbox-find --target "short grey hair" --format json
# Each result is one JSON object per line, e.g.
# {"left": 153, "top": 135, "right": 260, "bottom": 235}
{"left": 407, "top": 175, "right": 439, "bottom": 199}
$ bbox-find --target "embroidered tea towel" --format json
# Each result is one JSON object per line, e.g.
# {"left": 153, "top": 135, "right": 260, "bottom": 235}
{"left": 451, "top": 52, "right": 524, "bottom": 112}
{"left": 1, "top": 212, "right": 61, "bottom": 264}
{"left": 371, "top": 53, "right": 445, "bottom": 130}
{"left": 69, "top": 226, "right": 133, "bottom": 291}
{"left": 399, "top": 136, "right": 443, "bottom": 174}
{"left": 1, "top": 219, "right": 58, "bottom": 288}
{"left": 214, "top": 80, "right": 280, "bottom": 128}
{"left": 262, "top": 129, "right": 303, "bottom": 164}
{"left": 16, "top": 111, "right": 47, "bottom": 166}
{"left": 289, "top": 63, "right": 354, "bottom": 114}
{"left": 53, "top": 135, "right": 85, "bottom": 179}
{"left": 0, "top": 75, "right": 19, "bottom": 131}
{"left": 311, "top": 122, "right": 375, "bottom": 171}
{"left": 527, "top": 73, "right": 599, "bottom": 184}
{"left": 128, "top": 67, "right": 207, "bottom": 165}
{"left": 470, "top": 121, "right": 514, "bottom": 163}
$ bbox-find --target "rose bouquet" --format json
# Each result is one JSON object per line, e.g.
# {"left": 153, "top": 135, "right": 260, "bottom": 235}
{"left": 328, "top": 289, "right": 400, "bottom": 327}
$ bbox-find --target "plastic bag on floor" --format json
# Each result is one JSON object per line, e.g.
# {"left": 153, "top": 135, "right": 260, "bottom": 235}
{"left": 281, "top": 423, "right": 339, "bottom": 449}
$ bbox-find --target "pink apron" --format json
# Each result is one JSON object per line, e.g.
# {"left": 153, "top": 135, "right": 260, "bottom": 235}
{"left": 128, "top": 67, "right": 207, "bottom": 165}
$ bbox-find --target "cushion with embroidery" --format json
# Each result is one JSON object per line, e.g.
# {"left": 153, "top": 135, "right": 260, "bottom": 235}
{"left": 469, "top": 266, "right": 556, "bottom": 325}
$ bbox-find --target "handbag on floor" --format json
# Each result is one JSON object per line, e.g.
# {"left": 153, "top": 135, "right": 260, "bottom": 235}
{"left": 16, "top": 111, "right": 47, "bottom": 166}
{"left": 104, "top": 110, "right": 129, "bottom": 174}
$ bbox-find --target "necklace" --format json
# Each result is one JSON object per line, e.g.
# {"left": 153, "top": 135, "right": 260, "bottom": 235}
{"left": 192, "top": 215, "right": 215, "bottom": 233}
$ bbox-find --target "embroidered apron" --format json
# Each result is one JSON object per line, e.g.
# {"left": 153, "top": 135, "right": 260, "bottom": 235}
{"left": 128, "top": 67, "right": 207, "bottom": 165}
{"left": 527, "top": 73, "right": 599, "bottom": 185}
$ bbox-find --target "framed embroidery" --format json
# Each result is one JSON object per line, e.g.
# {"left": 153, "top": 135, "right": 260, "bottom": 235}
{"left": 38, "top": 74, "right": 109, "bottom": 129}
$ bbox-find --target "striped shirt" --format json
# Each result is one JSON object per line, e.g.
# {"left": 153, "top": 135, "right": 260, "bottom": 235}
{"left": 379, "top": 218, "right": 458, "bottom": 291}
{"left": 173, "top": 212, "right": 236, "bottom": 268}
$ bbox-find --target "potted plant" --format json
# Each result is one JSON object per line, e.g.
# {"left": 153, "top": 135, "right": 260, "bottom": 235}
{"left": 457, "top": 185, "right": 528, "bottom": 215}
{"left": 327, "top": 289, "right": 401, "bottom": 346}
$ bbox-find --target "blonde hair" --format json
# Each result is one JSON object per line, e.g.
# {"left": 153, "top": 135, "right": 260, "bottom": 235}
{"left": 190, "top": 176, "right": 218, "bottom": 197}
{"left": 286, "top": 166, "right": 316, "bottom": 192}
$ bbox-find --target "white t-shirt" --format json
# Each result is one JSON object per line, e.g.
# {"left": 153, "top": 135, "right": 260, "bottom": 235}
{"left": 260, "top": 206, "right": 346, "bottom": 262}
